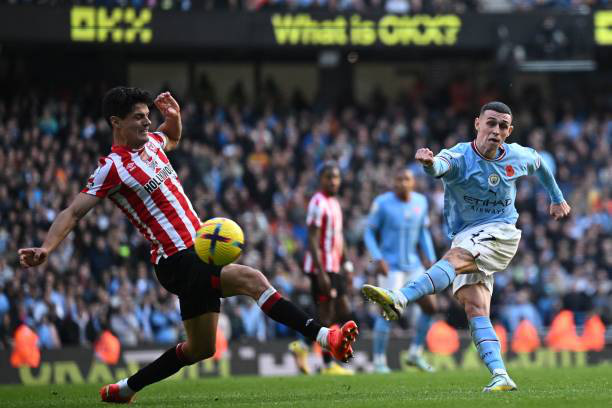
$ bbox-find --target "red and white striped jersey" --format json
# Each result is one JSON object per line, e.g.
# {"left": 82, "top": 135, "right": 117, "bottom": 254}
{"left": 81, "top": 132, "right": 201, "bottom": 264}
{"left": 303, "top": 191, "right": 344, "bottom": 274}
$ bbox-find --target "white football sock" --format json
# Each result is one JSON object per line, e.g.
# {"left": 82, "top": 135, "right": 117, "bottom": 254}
{"left": 117, "top": 378, "right": 135, "bottom": 397}
{"left": 256, "top": 287, "right": 277, "bottom": 307}
{"left": 316, "top": 327, "right": 330, "bottom": 349}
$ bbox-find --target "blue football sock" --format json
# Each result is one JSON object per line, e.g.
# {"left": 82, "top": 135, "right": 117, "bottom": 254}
{"left": 470, "top": 316, "right": 506, "bottom": 375}
{"left": 412, "top": 313, "right": 433, "bottom": 348}
{"left": 400, "top": 260, "right": 456, "bottom": 303}
{"left": 373, "top": 316, "right": 390, "bottom": 358}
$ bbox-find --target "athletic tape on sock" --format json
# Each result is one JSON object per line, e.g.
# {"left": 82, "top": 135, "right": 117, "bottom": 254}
{"left": 257, "top": 287, "right": 277, "bottom": 307}
{"left": 316, "top": 327, "right": 329, "bottom": 349}
{"left": 257, "top": 287, "right": 281, "bottom": 313}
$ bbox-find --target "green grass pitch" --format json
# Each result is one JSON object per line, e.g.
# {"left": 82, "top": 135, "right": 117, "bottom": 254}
{"left": 1, "top": 365, "right": 610, "bottom": 407}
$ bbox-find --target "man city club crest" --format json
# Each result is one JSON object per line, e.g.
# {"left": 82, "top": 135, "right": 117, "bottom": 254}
{"left": 488, "top": 173, "right": 500, "bottom": 187}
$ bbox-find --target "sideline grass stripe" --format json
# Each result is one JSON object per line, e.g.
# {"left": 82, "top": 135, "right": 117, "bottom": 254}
{"left": 0, "top": 365, "right": 610, "bottom": 407}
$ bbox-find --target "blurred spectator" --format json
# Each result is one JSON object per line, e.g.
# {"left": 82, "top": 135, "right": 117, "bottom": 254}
{"left": 501, "top": 288, "right": 543, "bottom": 334}
{"left": 238, "top": 298, "right": 267, "bottom": 341}
{"left": 6, "top": 0, "right": 607, "bottom": 12}
{"left": 110, "top": 302, "right": 141, "bottom": 346}
{"left": 150, "top": 297, "right": 181, "bottom": 344}
{"left": 37, "top": 315, "right": 61, "bottom": 349}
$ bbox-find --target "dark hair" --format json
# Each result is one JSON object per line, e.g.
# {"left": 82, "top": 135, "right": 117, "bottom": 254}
{"left": 479, "top": 101, "right": 512, "bottom": 117}
{"left": 102, "top": 86, "right": 152, "bottom": 127}
{"left": 316, "top": 160, "right": 340, "bottom": 179}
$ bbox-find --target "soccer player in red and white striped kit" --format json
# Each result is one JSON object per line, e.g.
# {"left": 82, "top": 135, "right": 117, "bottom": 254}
{"left": 292, "top": 162, "right": 356, "bottom": 375}
{"left": 18, "top": 87, "right": 358, "bottom": 403}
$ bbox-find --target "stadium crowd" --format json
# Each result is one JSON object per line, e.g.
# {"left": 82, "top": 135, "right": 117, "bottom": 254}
{"left": 0, "top": 77, "right": 610, "bottom": 350}
{"left": 0, "top": 0, "right": 610, "bottom": 12}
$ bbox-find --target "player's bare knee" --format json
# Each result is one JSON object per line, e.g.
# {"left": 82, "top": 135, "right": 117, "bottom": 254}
{"left": 462, "top": 299, "right": 488, "bottom": 318}
{"left": 243, "top": 266, "right": 271, "bottom": 299}
{"left": 442, "top": 248, "right": 477, "bottom": 274}
{"left": 221, "top": 264, "right": 272, "bottom": 298}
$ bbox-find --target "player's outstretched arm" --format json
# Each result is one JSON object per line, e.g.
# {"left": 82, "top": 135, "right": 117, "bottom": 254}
{"left": 415, "top": 148, "right": 450, "bottom": 177}
{"left": 18, "top": 193, "right": 101, "bottom": 268}
{"left": 534, "top": 160, "right": 571, "bottom": 220}
{"left": 154, "top": 91, "right": 182, "bottom": 151}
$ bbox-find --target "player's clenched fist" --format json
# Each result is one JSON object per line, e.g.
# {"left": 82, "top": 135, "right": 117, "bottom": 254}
{"left": 415, "top": 148, "right": 435, "bottom": 167}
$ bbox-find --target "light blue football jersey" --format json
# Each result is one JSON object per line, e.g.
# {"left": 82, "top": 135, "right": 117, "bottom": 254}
{"left": 435, "top": 141, "right": 543, "bottom": 238}
{"left": 364, "top": 191, "right": 436, "bottom": 271}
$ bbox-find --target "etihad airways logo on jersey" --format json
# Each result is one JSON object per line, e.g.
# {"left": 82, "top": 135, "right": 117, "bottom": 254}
{"left": 143, "top": 164, "right": 175, "bottom": 194}
{"left": 464, "top": 196, "right": 511, "bottom": 207}
{"left": 464, "top": 195, "right": 511, "bottom": 214}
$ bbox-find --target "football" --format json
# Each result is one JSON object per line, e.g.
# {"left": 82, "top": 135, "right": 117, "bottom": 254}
{"left": 194, "top": 217, "right": 245, "bottom": 266}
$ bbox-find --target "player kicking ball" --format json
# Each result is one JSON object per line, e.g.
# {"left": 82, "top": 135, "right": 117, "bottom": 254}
{"left": 18, "top": 87, "right": 358, "bottom": 403}
{"left": 362, "top": 101, "right": 570, "bottom": 392}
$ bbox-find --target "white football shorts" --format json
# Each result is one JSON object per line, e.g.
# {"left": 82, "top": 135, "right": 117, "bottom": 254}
{"left": 451, "top": 222, "right": 521, "bottom": 295}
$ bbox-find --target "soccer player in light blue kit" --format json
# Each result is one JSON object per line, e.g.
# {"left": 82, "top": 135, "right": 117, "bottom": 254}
{"left": 362, "top": 102, "right": 571, "bottom": 391}
{"left": 364, "top": 168, "right": 437, "bottom": 373}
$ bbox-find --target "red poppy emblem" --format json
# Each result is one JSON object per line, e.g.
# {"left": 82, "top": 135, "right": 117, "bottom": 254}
{"left": 505, "top": 165, "right": 515, "bottom": 177}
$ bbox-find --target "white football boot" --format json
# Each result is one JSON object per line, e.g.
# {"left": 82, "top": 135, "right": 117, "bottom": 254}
{"left": 482, "top": 371, "right": 518, "bottom": 392}
{"left": 361, "top": 284, "right": 407, "bottom": 321}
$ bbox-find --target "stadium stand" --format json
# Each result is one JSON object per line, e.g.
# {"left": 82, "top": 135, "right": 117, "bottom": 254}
{"left": 0, "top": 76, "right": 610, "bottom": 349}
{"left": 0, "top": 0, "right": 609, "bottom": 12}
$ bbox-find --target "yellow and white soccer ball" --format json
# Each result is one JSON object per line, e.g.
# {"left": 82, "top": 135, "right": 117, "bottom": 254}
{"left": 194, "top": 217, "right": 244, "bottom": 266}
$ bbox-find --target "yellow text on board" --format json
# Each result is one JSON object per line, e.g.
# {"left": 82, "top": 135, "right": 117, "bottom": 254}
{"left": 271, "top": 14, "right": 461, "bottom": 47}
{"left": 71, "top": 7, "right": 152, "bottom": 44}
{"left": 595, "top": 11, "right": 612, "bottom": 45}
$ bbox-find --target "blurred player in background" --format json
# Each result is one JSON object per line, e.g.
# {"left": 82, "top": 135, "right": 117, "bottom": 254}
{"left": 364, "top": 168, "right": 437, "bottom": 373}
{"left": 290, "top": 161, "right": 355, "bottom": 375}
{"left": 18, "top": 87, "right": 358, "bottom": 403}
{"left": 362, "top": 101, "right": 570, "bottom": 391}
